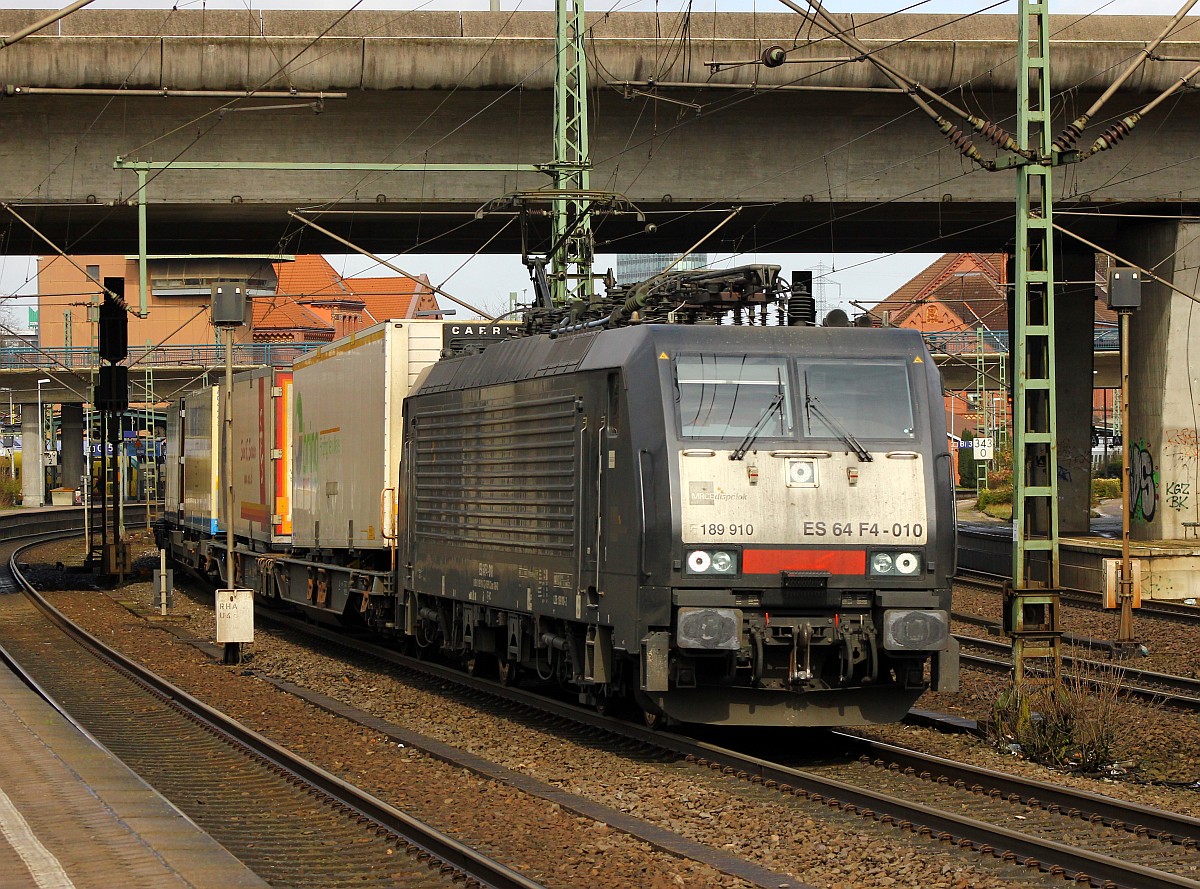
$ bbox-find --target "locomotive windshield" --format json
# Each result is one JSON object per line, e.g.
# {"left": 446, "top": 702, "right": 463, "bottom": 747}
{"left": 676, "top": 355, "right": 794, "bottom": 439}
{"left": 801, "top": 361, "right": 916, "bottom": 440}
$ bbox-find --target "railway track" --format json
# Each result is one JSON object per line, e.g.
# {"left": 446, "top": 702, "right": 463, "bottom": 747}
{"left": 1, "top": 524, "right": 543, "bottom": 889}
{"left": 956, "top": 569, "right": 1200, "bottom": 626}
{"left": 954, "top": 633, "right": 1200, "bottom": 711}
{"left": 225, "top": 603, "right": 1200, "bottom": 889}
{"left": 14, "top": 519, "right": 1200, "bottom": 888}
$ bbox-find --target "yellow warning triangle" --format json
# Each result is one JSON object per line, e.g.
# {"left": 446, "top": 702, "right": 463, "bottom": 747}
{"left": 913, "top": 356, "right": 924, "bottom": 363}
{"left": 659, "top": 352, "right": 669, "bottom": 360}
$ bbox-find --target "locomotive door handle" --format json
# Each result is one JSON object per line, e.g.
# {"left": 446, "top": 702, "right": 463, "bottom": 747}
{"left": 380, "top": 487, "right": 397, "bottom": 540}
{"left": 637, "top": 449, "right": 651, "bottom": 579}
{"left": 596, "top": 423, "right": 606, "bottom": 593}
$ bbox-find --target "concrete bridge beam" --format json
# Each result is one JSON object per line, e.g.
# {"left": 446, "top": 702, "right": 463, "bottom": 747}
{"left": 0, "top": 13, "right": 1199, "bottom": 255}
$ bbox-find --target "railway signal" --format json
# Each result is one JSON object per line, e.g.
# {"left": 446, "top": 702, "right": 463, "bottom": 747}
{"left": 1108, "top": 267, "right": 1143, "bottom": 652}
{"left": 212, "top": 284, "right": 249, "bottom": 666}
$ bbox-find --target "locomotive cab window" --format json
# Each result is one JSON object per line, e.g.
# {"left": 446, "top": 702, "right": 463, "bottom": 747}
{"left": 675, "top": 355, "right": 793, "bottom": 439}
{"left": 801, "top": 361, "right": 916, "bottom": 440}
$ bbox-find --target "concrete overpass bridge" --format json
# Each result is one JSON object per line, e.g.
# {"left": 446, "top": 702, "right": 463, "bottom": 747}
{"left": 0, "top": 10, "right": 1197, "bottom": 255}
{"left": 1, "top": 9, "right": 1199, "bottom": 543}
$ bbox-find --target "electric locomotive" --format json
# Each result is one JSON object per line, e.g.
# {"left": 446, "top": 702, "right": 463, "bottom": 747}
{"left": 398, "top": 275, "right": 958, "bottom": 727}
{"left": 160, "top": 266, "right": 958, "bottom": 728}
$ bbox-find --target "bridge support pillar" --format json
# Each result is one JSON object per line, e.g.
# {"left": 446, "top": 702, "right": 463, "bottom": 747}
{"left": 1055, "top": 248, "right": 1098, "bottom": 534}
{"left": 1007, "top": 249, "right": 1094, "bottom": 534}
{"left": 60, "top": 404, "right": 84, "bottom": 496}
{"left": 1117, "top": 221, "right": 1200, "bottom": 541}
{"left": 20, "top": 402, "right": 44, "bottom": 507}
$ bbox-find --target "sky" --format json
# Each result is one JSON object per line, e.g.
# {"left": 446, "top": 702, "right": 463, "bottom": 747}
{"left": 0, "top": 0, "right": 1175, "bottom": 11}
{"left": 0, "top": 0, "right": 1188, "bottom": 325}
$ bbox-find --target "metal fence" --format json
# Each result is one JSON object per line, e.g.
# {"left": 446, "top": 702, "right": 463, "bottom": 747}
{"left": 0, "top": 342, "right": 321, "bottom": 371}
{"left": 922, "top": 327, "right": 1119, "bottom": 354}
{"left": 922, "top": 330, "right": 1007, "bottom": 354}
{"left": 1, "top": 327, "right": 1120, "bottom": 373}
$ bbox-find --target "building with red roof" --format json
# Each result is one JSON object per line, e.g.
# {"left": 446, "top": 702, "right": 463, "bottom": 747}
{"left": 257, "top": 255, "right": 441, "bottom": 342}
{"left": 868, "top": 252, "right": 1119, "bottom": 483}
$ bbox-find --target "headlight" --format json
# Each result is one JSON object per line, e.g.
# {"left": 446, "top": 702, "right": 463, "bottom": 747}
{"left": 869, "top": 550, "right": 922, "bottom": 576}
{"left": 884, "top": 609, "right": 949, "bottom": 650}
{"left": 786, "top": 458, "right": 818, "bottom": 487}
{"left": 684, "top": 549, "right": 739, "bottom": 576}
{"left": 677, "top": 607, "right": 742, "bottom": 650}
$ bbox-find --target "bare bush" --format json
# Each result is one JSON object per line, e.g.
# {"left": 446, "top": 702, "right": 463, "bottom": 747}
{"left": 990, "top": 661, "right": 1124, "bottom": 773}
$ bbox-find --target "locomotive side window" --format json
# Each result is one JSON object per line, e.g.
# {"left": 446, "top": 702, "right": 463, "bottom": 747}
{"left": 801, "top": 361, "right": 916, "bottom": 440}
{"left": 676, "top": 355, "right": 793, "bottom": 439}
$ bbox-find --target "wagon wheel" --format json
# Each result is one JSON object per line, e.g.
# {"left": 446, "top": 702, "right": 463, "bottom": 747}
{"left": 641, "top": 706, "right": 666, "bottom": 731}
{"left": 496, "top": 659, "right": 520, "bottom": 687}
{"left": 464, "top": 650, "right": 494, "bottom": 678}
{"left": 593, "top": 692, "right": 619, "bottom": 717}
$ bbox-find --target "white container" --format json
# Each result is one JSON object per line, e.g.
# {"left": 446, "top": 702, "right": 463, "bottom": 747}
{"left": 291, "top": 320, "right": 444, "bottom": 550}
{"left": 164, "top": 399, "right": 181, "bottom": 523}
{"left": 230, "top": 367, "right": 293, "bottom": 545}
{"left": 181, "top": 386, "right": 221, "bottom": 535}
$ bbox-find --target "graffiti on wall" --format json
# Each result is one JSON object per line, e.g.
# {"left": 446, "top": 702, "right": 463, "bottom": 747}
{"left": 1165, "top": 428, "right": 1200, "bottom": 471}
{"left": 1163, "top": 428, "right": 1200, "bottom": 515}
{"left": 1130, "top": 439, "right": 1158, "bottom": 522}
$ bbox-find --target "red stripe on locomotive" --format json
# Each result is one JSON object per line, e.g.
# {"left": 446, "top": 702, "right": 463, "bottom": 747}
{"left": 742, "top": 549, "right": 866, "bottom": 575}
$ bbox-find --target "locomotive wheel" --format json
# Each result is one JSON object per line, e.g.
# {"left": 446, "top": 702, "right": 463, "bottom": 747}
{"left": 593, "top": 693, "right": 620, "bottom": 717}
{"left": 634, "top": 691, "right": 667, "bottom": 729}
{"left": 464, "top": 651, "right": 494, "bottom": 678}
{"left": 496, "top": 659, "right": 520, "bottom": 687}
{"left": 642, "top": 707, "right": 665, "bottom": 730}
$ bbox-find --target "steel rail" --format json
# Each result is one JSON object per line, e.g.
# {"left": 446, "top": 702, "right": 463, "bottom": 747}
{"left": 956, "top": 634, "right": 1200, "bottom": 710}
{"left": 956, "top": 566, "right": 1200, "bottom": 625}
{"left": 835, "top": 734, "right": 1200, "bottom": 847}
{"left": 6, "top": 534, "right": 544, "bottom": 889}
{"left": 257, "top": 608, "right": 1200, "bottom": 889}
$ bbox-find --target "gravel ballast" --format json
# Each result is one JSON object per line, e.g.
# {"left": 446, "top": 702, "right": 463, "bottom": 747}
{"left": 18, "top": 534, "right": 1199, "bottom": 888}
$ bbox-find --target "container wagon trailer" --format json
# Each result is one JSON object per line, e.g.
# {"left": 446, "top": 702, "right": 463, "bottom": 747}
{"left": 159, "top": 270, "right": 958, "bottom": 727}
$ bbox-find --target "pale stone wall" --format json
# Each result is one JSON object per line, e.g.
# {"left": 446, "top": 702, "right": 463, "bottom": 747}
{"left": 1120, "top": 221, "right": 1200, "bottom": 541}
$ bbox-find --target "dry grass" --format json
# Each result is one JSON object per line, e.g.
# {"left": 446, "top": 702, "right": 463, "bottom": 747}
{"left": 989, "top": 661, "right": 1125, "bottom": 772}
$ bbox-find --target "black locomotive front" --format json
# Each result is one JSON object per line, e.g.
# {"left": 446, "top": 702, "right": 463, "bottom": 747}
{"left": 639, "top": 325, "right": 958, "bottom": 725}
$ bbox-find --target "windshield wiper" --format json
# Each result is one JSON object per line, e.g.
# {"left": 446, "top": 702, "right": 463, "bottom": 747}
{"left": 730, "top": 392, "right": 784, "bottom": 461}
{"left": 806, "top": 394, "right": 873, "bottom": 462}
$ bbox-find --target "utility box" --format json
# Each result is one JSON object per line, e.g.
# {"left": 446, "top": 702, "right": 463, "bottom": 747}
{"left": 1108, "top": 268, "right": 1142, "bottom": 309}
{"left": 215, "top": 588, "right": 254, "bottom": 643}
{"left": 1103, "top": 558, "right": 1142, "bottom": 609}
{"left": 211, "top": 284, "right": 247, "bottom": 326}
